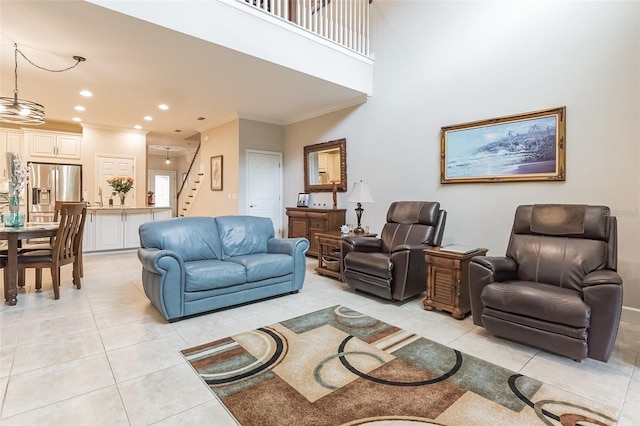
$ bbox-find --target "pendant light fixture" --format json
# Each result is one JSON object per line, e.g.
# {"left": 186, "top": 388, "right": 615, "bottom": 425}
{"left": 0, "top": 43, "right": 85, "bottom": 125}
{"left": 165, "top": 148, "right": 171, "bottom": 165}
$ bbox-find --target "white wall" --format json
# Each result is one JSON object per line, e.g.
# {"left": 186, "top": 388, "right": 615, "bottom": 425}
{"left": 283, "top": 1, "right": 640, "bottom": 321}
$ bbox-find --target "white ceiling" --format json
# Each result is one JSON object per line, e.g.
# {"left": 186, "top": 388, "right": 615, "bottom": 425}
{"left": 0, "top": 1, "right": 366, "bottom": 154}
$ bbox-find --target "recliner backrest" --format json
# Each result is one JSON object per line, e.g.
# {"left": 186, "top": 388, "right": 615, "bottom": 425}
{"left": 380, "top": 201, "right": 444, "bottom": 252}
{"left": 506, "top": 204, "right": 617, "bottom": 292}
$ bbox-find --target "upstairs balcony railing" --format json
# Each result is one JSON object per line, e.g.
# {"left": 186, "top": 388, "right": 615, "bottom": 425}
{"left": 241, "top": 0, "right": 371, "bottom": 57}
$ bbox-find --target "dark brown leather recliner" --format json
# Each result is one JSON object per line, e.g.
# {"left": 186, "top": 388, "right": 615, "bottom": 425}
{"left": 469, "top": 204, "right": 623, "bottom": 362}
{"left": 342, "top": 201, "right": 446, "bottom": 301}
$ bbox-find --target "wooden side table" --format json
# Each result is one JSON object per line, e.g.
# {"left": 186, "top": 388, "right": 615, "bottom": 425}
{"left": 315, "top": 231, "right": 377, "bottom": 281}
{"left": 423, "top": 246, "right": 488, "bottom": 319}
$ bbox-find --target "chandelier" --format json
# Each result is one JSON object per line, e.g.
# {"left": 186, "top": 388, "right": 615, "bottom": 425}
{"left": 0, "top": 43, "right": 85, "bottom": 125}
{"left": 165, "top": 148, "right": 171, "bottom": 165}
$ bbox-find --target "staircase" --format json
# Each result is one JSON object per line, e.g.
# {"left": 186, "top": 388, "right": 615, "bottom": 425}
{"left": 177, "top": 143, "right": 204, "bottom": 217}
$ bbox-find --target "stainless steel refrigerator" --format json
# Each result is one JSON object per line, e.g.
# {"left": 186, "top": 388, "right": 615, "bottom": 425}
{"left": 28, "top": 162, "right": 82, "bottom": 223}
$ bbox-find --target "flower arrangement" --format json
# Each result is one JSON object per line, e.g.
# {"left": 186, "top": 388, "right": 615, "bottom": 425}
{"left": 107, "top": 176, "right": 134, "bottom": 195}
{"left": 7, "top": 152, "right": 29, "bottom": 199}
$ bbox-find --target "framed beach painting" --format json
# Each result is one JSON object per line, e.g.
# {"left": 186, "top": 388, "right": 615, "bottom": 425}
{"left": 440, "top": 107, "right": 566, "bottom": 183}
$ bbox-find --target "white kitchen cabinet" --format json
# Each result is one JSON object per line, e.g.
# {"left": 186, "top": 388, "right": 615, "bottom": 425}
{"left": 82, "top": 210, "right": 96, "bottom": 252}
{"left": 152, "top": 209, "right": 172, "bottom": 221}
{"left": 0, "top": 129, "right": 24, "bottom": 179}
{"left": 95, "top": 210, "right": 125, "bottom": 251}
{"left": 24, "top": 129, "right": 81, "bottom": 160}
{"left": 124, "top": 210, "right": 151, "bottom": 248}
{"left": 93, "top": 209, "right": 151, "bottom": 251}
{"left": 85, "top": 208, "right": 170, "bottom": 252}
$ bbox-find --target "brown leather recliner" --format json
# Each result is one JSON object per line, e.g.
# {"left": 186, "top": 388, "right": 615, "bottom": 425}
{"left": 342, "top": 201, "right": 446, "bottom": 301}
{"left": 469, "top": 204, "right": 623, "bottom": 362}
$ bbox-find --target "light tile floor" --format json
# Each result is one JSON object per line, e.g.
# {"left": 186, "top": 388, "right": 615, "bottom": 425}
{"left": 0, "top": 252, "right": 638, "bottom": 425}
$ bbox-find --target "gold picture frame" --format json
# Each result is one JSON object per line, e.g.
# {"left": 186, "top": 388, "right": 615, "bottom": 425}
{"left": 441, "top": 107, "right": 566, "bottom": 183}
{"left": 211, "top": 155, "right": 223, "bottom": 191}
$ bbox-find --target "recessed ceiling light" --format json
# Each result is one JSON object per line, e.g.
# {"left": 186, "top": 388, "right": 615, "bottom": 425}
{"left": 144, "top": 116, "right": 153, "bottom": 121}
{"left": 158, "top": 104, "right": 169, "bottom": 110}
{"left": 174, "top": 129, "right": 182, "bottom": 133}
{"left": 72, "top": 117, "right": 82, "bottom": 122}
{"left": 74, "top": 105, "right": 85, "bottom": 111}
{"left": 134, "top": 124, "right": 142, "bottom": 130}
{"left": 197, "top": 117, "right": 206, "bottom": 121}
{"left": 80, "top": 90, "right": 93, "bottom": 97}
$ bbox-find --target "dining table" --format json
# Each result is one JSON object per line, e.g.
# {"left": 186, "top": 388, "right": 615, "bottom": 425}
{"left": 1, "top": 222, "right": 59, "bottom": 306}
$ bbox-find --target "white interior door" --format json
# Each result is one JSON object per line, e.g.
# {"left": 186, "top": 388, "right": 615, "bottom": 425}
{"left": 97, "top": 155, "right": 135, "bottom": 206}
{"left": 247, "top": 150, "right": 283, "bottom": 236}
{"left": 148, "top": 170, "right": 176, "bottom": 216}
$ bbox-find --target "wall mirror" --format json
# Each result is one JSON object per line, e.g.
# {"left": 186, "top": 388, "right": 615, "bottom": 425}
{"left": 304, "top": 138, "right": 347, "bottom": 193}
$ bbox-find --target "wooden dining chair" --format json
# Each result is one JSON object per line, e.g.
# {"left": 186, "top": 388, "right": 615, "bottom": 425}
{"left": 53, "top": 201, "right": 86, "bottom": 278}
{"left": 17, "top": 201, "right": 87, "bottom": 287}
{"left": 16, "top": 203, "right": 87, "bottom": 299}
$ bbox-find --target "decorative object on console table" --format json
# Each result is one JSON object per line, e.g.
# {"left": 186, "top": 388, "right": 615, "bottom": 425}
{"left": 423, "top": 246, "right": 488, "bottom": 319}
{"left": 347, "top": 180, "right": 374, "bottom": 234}
{"left": 297, "top": 192, "right": 309, "bottom": 207}
{"left": 315, "top": 230, "right": 377, "bottom": 281}
{"left": 286, "top": 207, "right": 345, "bottom": 257}
{"left": 332, "top": 182, "right": 338, "bottom": 209}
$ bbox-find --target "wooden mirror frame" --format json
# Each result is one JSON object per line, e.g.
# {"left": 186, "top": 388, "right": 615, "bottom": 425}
{"left": 303, "top": 138, "right": 347, "bottom": 193}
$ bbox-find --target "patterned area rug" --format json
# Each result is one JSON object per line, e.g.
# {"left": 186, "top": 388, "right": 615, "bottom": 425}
{"left": 181, "top": 305, "right": 618, "bottom": 425}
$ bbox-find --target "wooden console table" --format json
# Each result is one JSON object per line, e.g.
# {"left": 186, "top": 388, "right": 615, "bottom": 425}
{"left": 286, "top": 208, "right": 345, "bottom": 257}
{"left": 423, "top": 246, "right": 488, "bottom": 319}
{"left": 315, "top": 231, "right": 377, "bottom": 281}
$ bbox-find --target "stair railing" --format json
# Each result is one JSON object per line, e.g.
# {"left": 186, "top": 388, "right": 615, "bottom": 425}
{"left": 177, "top": 143, "right": 204, "bottom": 216}
{"left": 240, "top": 0, "right": 371, "bottom": 57}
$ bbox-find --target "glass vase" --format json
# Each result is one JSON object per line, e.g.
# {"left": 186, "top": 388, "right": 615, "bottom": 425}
{"left": 4, "top": 196, "right": 25, "bottom": 227}
{"left": 119, "top": 193, "right": 126, "bottom": 206}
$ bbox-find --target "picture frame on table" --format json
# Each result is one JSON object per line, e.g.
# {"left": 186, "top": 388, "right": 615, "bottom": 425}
{"left": 440, "top": 106, "right": 566, "bottom": 183}
{"left": 211, "top": 155, "right": 223, "bottom": 191}
{"left": 297, "top": 192, "right": 310, "bottom": 207}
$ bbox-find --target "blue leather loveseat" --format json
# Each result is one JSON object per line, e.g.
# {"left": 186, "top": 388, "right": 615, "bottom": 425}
{"left": 137, "top": 215, "right": 309, "bottom": 321}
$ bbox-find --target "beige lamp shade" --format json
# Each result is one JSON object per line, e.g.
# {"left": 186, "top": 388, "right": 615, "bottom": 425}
{"left": 347, "top": 181, "right": 375, "bottom": 204}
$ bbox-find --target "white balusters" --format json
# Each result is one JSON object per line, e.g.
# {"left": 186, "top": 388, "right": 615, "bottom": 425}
{"left": 239, "top": 0, "right": 371, "bottom": 57}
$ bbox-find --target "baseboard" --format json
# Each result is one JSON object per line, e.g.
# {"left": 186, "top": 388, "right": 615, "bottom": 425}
{"left": 621, "top": 306, "right": 640, "bottom": 325}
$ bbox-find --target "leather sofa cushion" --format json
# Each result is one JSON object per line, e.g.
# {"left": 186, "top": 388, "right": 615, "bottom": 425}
{"left": 344, "top": 252, "right": 392, "bottom": 279}
{"left": 185, "top": 260, "right": 246, "bottom": 292}
{"left": 481, "top": 281, "right": 590, "bottom": 328}
{"left": 226, "top": 253, "right": 293, "bottom": 282}
{"left": 216, "top": 216, "right": 274, "bottom": 260}
{"left": 139, "top": 217, "right": 222, "bottom": 261}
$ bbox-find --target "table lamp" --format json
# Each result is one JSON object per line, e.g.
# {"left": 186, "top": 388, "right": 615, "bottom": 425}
{"left": 347, "top": 180, "right": 375, "bottom": 233}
